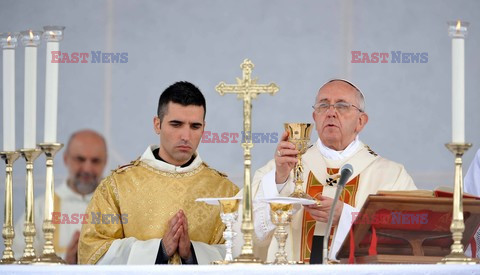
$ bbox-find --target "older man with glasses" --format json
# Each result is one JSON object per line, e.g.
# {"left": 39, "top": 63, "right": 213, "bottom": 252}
{"left": 243, "top": 79, "right": 417, "bottom": 263}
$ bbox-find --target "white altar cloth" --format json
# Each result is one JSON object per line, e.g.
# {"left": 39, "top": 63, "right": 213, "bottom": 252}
{"left": 0, "top": 264, "right": 478, "bottom": 275}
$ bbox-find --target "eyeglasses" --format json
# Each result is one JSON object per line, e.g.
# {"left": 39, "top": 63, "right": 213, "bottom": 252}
{"left": 312, "top": 102, "right": 364, "bottom": 114}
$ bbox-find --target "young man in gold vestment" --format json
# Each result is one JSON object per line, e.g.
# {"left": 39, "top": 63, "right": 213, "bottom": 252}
{"left": 235, "top": 79, "right": 417, "bottom": 263}
{"left": 78, "top": 81, "right": 239, "bottom": 264}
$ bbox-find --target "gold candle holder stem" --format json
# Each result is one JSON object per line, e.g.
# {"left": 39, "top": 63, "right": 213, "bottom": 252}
{"left": 17, "top": 148, "right": 42, "bottom": 264}
{"left": 34, "top": 143, "right": 65, "bottom": 264}
{"left": 439, "top": 143, "right": 478, "bottom": 264}
{"left": 293, "top": 157, "right": 304, "bottom": 194}
{"left": 0, "top": 151, "right": 20, "bottom": 264}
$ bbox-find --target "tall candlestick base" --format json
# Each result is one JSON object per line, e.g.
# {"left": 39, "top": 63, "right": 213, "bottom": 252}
{"left": 0, "top": 151, "right": 20, "bottom": 264}
{"left": 33, "top": 143, "right": 65, "bottom": 265}
{"left": 16, "top": 148, "right": 42, "bottom": 265}
{"left": 438, "top": 143, "right": 479, "bottom": 264}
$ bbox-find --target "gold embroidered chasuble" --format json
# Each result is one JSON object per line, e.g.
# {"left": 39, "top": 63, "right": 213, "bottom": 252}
{"left": 78, "top": 155, "right": 239, "bottom": 264}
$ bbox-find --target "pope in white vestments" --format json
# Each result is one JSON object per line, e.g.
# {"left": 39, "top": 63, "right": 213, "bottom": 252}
{"left": 465, "top": 149, "right": 480, "bottom": 196}
{"left": 234, "top": 79, "right": 417, "bottom": 263}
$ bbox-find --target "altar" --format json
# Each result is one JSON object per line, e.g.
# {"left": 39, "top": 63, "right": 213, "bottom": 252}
{"left": 0, "top": 264, "right": 478, "bottom": 275}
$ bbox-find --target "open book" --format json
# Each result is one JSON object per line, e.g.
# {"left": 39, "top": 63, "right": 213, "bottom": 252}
{"left": 337, "top": 193, "right": 480, "bottom": 264}
{"left": 377, "top": 186, "right": 480, "bottom": 200}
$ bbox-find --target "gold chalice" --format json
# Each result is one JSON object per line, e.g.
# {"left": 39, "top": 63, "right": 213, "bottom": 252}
{"left": 219, "top": 199, "right": 240, "bottom": 263}
{"left": 284, "top": 123, "right": 313, "bottom": 199}
{"left": 269, "top": 202, "right": 293, "bottom": 264}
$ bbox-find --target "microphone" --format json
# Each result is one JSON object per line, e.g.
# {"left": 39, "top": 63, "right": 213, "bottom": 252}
{"left": 322, "top": 164, "right": 353, "bottom": 264}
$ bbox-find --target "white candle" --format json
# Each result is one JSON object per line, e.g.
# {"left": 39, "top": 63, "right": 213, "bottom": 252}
{"left": 2, "top": 37, "right": 16, "bottom": 151}
{"left": 23, "top": 34, "right": 39, "bottom": 149}
{"left": 44, "top": 39, "right": 59, "bottom": 143}
{"left": 451, "top": 36, "right": 465, "bottom": 143}
{"left": 449, "top": 21, "right": 468, "bottom": 144}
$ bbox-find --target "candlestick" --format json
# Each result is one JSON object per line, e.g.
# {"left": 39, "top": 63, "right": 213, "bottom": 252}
{"left": 34, "top": 143, "right": 65, "bottom": 264}
{"left": 0, "top": 151, "right": 20, "bottom": 264}
{"left": 16, "top": 148, "right": 42, "bottom": 264}
{"left": 448, "top": 20, "right": 468, "bottom": 144}
{"left": 42, "top": 26, "right": 65, "bottom": 143}
{"left": 21, "top": 30, "right": 42, "bottom": 149}
{"left": 439, "top": 143, "right": 478, "bottom": 264}
{"left": 1, "top": 33, "right": 19, "bottom": 152}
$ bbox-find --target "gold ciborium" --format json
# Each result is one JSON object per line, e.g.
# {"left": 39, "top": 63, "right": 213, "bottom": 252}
{"left": 269, "top": 202, "right": 293, "bottom": 264}
{"left": 284, "top": 123, "right": 313, "bottom": 199}
{"left": 219, "top": 199, "right": 240, "bottom": 263}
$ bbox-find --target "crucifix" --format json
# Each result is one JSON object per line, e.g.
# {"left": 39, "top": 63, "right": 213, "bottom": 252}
{"left": 216, "top": 59, "right": 279, "bottom": 262}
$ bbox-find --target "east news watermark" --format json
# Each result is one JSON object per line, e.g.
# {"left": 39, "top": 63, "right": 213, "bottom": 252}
{"left": 51, "top": 51, "right": 128, "bottom": 63}
{"left": 201, "top": 131, "right": 279, "bottom": 144}
{"left": 352, "top": 211, "right": 429, "bottom": 225}
{"left": 52, "top": 212, "right": 128, "bottom": 224}
{"left": 351, "top": 51, "right": 428, "bottom": 63}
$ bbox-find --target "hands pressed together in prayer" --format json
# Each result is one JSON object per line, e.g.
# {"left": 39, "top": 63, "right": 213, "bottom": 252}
{"left": 162, "top": 210, "right": 192, "bottom": 260}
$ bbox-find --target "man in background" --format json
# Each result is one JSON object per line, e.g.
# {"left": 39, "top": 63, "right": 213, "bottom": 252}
{"left": 12, "top": 129, "right": 107, "bottom": 264}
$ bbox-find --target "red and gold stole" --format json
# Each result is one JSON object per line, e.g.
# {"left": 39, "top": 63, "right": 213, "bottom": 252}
{"left": 299, "top": 168, "right": 360, "bottom": 263}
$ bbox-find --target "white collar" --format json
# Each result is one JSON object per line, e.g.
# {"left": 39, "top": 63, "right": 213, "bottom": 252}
{"left": 140, "top": 145, "right": 203, "bottom": 173}
{"left": 56, "top": 180, "right": 94, "bottom": 203}
{"left": 316, "top": 136, "right": 361, "bottom": 160}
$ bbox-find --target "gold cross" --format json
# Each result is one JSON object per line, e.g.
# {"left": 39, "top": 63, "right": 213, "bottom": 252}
{"left": 216, "top": 59, "right": 279, "bottom": 144}
{"left": 215, "top": 59, "right": 279, "bottom": 262}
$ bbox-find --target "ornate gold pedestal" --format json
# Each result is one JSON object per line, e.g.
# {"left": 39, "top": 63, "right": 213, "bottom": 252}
{"left": 269, "top": 203, "right": 293, "bottom": 265}
{"left": 219, "top": 199, "right": 240, "bottom": 263}
{"left": 33, "top": 143, "right": 65, "bottom": 264}
{"left": 0, "top": 151, "right": 20, "bottom": 264}
{"left": 439, "top": 143, "right": 479, "bottom": 264}
{"left": 16, "top": 148, "right": 42, "bottom": 264}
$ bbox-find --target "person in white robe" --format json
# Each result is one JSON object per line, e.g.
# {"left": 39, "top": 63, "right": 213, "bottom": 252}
{"left": 234, "top": 79, "right": 417, "bottom": 263}
{"left": 464, "top": 148, "right": 480, "bottom": 258}
{"left": 12, "top": 129, "right": 107, "bottom": 264}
